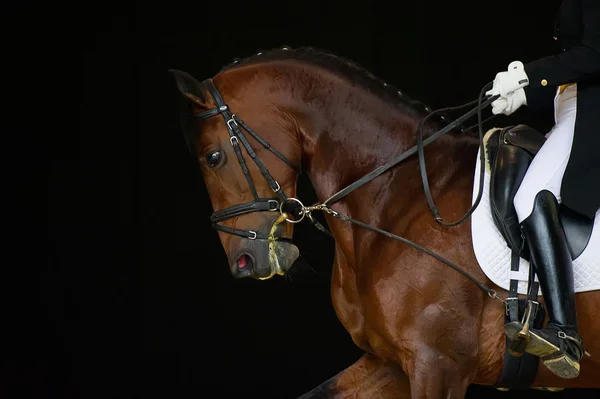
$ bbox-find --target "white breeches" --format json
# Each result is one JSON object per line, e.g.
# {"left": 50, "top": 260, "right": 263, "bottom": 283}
{"left": 514, "top": 83, "right": 578, "bottom": 222}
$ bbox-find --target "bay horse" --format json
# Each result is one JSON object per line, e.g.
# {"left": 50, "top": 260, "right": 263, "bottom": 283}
{"left": 170, "top": 47, "right": 600, "bottom": 398}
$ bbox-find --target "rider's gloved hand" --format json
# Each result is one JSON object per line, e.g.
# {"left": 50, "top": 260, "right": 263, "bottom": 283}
{"left": 486, "top": 61, "right": 530, "bottom": 97}
{"left": 486, "top": 61, "right": 530, "bottom": 115}
{"left": 490, "top": 88, "right": 527, "bottom": 115}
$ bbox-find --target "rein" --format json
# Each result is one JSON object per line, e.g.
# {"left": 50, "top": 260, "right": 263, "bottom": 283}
{"left": 320, "top": 83, "right": 496, "bottom": 209}
{"left": 186, "top": 77, "right": 505, "bottom": 303}
{"left": 285, "top": 84, "right": 505, "bottom": 302}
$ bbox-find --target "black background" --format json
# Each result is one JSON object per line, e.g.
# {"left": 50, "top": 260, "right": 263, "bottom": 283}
{"left": 35, "top": 0, "right": 600, "bottom": 398}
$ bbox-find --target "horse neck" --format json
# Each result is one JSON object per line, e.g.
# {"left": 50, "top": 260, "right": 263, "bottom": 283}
{"left": 291, "top": 64, "right": 479, "bottom": 223}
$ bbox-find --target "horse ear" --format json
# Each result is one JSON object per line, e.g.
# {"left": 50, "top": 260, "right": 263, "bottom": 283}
{"left": 169, "top": 69, "right": 208, "bottom": 107}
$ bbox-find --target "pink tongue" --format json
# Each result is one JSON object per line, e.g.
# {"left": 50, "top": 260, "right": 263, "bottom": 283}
{"left": 237, "top": 255, "right": 247, "bottom": 268}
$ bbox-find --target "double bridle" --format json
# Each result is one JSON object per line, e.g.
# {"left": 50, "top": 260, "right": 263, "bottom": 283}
{"left": 184, "top": 77, "right": 507, "bottom": 303}
{"left": 189, "top": 78, "right": 327, "bottom": 241}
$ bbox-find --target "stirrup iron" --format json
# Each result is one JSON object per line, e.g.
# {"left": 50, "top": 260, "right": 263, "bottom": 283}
{"left": 508, "top": 300, "right": 538, "bottom": 357}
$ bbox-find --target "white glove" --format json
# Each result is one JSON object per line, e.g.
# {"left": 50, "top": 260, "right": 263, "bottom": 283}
{"left": 490, "top": 87, "right": 527, "bottom": 115}
{"left": 485, "top": 61, "right": 530, "bottom": 98}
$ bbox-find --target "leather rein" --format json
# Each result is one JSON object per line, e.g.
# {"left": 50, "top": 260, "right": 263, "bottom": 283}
{"left": 187, "top": 78, "right": 505, "bottom": 303}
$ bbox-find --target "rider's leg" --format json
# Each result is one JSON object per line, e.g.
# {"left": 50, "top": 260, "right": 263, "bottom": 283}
{"left": 513, "top": 84, "right": 577, "bottom": 220}
{"left": 510, "top": 84, "right": 583, "bottom": 379}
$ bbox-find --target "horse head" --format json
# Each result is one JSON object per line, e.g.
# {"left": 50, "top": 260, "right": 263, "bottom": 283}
{"left": 171, "top": 67, "right": 304, "bottom": 280}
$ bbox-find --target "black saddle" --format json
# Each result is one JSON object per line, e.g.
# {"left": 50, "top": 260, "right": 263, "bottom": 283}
{"left": 486, "top": 124, "right": 595, "bottom": 261}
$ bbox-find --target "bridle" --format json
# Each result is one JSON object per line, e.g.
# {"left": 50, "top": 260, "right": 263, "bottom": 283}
{"left": 188, "top": 78, "right": 326, "bottom": 241}
{"left": 182, "top": 77, "right": 507, "bottom": 303}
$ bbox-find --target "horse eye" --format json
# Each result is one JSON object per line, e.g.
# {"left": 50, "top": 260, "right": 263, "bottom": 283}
{"left": 205, "top": 150, "right": 222, "bottom": 167}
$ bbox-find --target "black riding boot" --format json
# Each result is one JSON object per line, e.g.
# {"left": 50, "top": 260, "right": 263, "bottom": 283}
{"left": 504, "top": 190, "right": 584, "bottom": 379}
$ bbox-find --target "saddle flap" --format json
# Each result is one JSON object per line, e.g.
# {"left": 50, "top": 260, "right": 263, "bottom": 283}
{"left": 486, "top": 126, "right": 534, "bottom": 259}
{"left": 560, "top": 205, "right": 595, "bottom": 260}
{"left": 502, "top": 124, "right": 546, "bottom": 156}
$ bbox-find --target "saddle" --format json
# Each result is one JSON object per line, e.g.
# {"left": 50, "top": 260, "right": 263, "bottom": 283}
{"left": 485, "top": 124, "right": 595, "bottom": 390}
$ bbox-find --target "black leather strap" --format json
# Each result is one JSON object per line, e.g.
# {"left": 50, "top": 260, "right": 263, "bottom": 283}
{"left": 212, "top": 223, "right": 292, "bottom": 242}
{"left": 417, "top": 83, "right": 496, "bottom": 226}
{"left": 323, "top": 91, "right": 499, "bottom": 207}
{"left": 228, "top": 125, "right": 260, "bottom": 199}
{"left": 236, "top": 117, "right": 301, "bottom": 174}
{"left": 507, "top": 250, "right": 520, "bottom": 322}
{"left": 196, "top": 107, "right": 222, "bottom": 119}
{"left": 204, "top": 79, "right": 227, "bottom": 107}
{"left": 211, "top": 198, "right": 280, "bottom": 223}
{"left": 212, "top": 223, "right": 268, "bottom": 240}
{"left": 495, "top": 249, "right": 543, "bottom": 389}
{"left": 225, "top": 115, "right": 287, "bottom": 202}
{"left": 333, "top": 212, "right": 498, "bottom": 296}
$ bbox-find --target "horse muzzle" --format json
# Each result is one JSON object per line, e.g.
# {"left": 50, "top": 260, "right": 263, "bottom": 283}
{"left": 230, "top": 239, "right": 299, "bottom": 280}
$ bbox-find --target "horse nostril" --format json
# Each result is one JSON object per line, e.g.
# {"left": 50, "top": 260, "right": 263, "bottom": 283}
{"left": 237, "top": 254, "right": 248, "bottom": 269}
{"left": 236, "top": 253, "right": 254, "bottom": 273}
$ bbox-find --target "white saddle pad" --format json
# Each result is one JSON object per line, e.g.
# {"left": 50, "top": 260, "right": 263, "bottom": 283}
{"left": 471, "top": 129, "right": 600, "bottom": 295}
